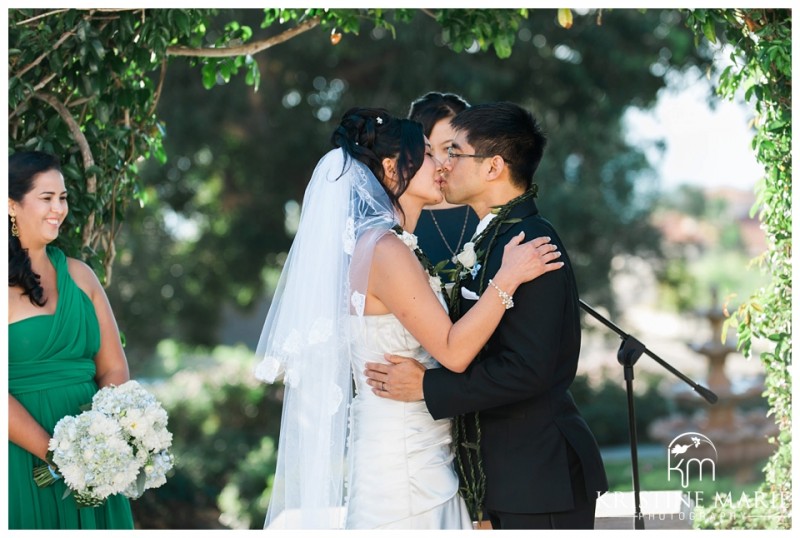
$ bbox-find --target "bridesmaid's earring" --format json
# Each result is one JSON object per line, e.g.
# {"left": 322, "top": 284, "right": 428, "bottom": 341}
{"left": 10, "top": 215, "right": 20, "bottom": 238}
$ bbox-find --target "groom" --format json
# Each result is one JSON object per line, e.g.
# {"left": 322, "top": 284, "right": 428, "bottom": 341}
{"left": 365, "top": 102, "right": 608, "bottom": 529}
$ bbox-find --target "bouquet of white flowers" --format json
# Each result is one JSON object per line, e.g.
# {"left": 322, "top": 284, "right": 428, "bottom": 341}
{"left": 33, "top": 380, "right": 174, "bottom": 507}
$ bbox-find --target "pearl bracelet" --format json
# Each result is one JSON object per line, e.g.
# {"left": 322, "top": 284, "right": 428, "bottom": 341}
{"left": 488, "top": 279, "right": 514, "bottom": 309}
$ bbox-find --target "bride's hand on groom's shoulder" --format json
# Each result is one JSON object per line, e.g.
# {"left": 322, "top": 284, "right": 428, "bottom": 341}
{"left": 497, "top": 232, "right": 563, "bottom": 290}
{"left": 364, "top": 354, "right": 425, "bottom": 402}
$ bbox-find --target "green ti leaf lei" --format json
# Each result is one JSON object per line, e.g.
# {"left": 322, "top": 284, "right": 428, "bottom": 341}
{"left": 447, "top": 185, "right": 537, "bottom": 523}
{"left": 446, "top": 186, "right": 537, "bottom": 316}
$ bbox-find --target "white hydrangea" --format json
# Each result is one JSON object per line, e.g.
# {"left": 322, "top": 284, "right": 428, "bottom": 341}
{"left": 46, "top": 381, "right": 175, "bottom": 507}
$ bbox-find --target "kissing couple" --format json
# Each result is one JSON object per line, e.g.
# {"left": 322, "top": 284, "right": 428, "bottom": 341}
{"left": 255, "top": 100, "right": 608, "bottom": 529}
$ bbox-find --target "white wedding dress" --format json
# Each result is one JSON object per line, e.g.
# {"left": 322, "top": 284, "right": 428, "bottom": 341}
{"left": 256, "top": 149, "right": 472, "bottom": 529}
{"left": 346, "top": 305, "right": 473, "bottom": 529}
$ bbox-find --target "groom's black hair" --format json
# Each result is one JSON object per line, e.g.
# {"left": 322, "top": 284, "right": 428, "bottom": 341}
{"left": 450, "top": 102, "right": 547, "bottom": 191}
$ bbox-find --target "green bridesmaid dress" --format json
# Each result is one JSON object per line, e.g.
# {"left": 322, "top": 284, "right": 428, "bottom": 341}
{"left": 8, "top": 246, "right": 134, "bottom": 529}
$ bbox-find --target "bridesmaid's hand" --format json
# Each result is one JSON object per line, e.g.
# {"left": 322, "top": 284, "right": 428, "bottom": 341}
{"left": 8, "top": 394, "right": 52, "bottom": 461}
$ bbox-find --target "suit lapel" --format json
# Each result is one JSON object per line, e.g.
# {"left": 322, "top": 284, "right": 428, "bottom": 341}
{"left": 494, "top": 197, "right": 539, "bottom": 237}
{"left": 456, "top": 198, "right": 540, "bottom": 316}
{"left": 474, "top": 197, "right": 540, "bottom": 283}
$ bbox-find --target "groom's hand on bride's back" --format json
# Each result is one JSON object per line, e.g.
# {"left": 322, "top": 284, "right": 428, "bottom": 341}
{"left": 365, "top": 354, "right": 425, "bottom": 402}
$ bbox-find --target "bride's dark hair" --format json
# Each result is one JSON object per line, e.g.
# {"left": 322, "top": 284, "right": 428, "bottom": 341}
{"left": 9, "top": 151, "right": 63, "bottom": 306}
{"left": 331, "top": 107, "right": 425, "bottom": 209}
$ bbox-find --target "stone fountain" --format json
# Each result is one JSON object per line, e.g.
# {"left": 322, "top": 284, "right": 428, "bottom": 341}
{"left": 649, "top": 289, "right": 777, "bottom": 481}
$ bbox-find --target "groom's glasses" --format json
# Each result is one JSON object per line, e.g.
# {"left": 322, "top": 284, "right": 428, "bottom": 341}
{"left": 446, "top": 146, "right": 510, "bottom": 166}
{"left": 446, "top": 146, "right": 492, "bottom": 161}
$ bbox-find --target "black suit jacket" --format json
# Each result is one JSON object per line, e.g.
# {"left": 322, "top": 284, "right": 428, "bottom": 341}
{"left": 423, "top": 197, "right": 608, "bottom": 514}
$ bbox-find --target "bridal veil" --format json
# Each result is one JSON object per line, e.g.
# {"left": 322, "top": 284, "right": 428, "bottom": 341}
{"left": 254, "top": 148, "right": 396, "bottom": 528}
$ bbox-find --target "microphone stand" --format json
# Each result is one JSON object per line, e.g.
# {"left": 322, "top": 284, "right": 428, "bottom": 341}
{"left": 579, "top": 300, "right": 718, "bottom": 530}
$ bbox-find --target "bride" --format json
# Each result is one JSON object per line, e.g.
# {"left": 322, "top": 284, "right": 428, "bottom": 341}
{"left": 254, "top": 108, "right": 563, "bottom": 529}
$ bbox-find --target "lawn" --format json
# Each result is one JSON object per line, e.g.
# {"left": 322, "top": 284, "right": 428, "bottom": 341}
{"left": 604, "top": 454, "right": 766, "bottom": 500}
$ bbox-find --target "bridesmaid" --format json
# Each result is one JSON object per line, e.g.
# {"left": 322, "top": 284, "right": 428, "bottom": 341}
{"left": 407, "top": 92, "right": 479, "bottom": 281}
{"left": 8, "top": 151, "right": 134, "bottom": 529}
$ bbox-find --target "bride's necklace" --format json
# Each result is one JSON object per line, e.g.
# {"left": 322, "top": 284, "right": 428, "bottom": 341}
{"left": 427, "top": 206, "right": 470, "bottom": 257}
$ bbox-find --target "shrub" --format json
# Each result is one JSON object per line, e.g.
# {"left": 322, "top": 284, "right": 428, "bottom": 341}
{"left": 571, "top": 370, "right": 672, "bottom": 446}
{"left": 132, "top": 341, "right": 283, "bottom": 529}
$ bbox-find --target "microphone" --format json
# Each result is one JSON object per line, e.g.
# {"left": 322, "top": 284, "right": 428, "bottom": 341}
{"left": 694, "top": 384, "right": 719, "bottom": 404}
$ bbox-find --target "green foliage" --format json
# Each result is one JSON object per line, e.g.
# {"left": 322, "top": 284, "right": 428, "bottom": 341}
{"left": 659, "top": 185, "right": 707, "bottom": 218}
{"left": 570, "top": 372, "right": 672, "bottom": 446}
{"left": 8, "top": 9, "right": 215, "bottom": 277}
{"left": 605, "top": 451, "right": 781, "bottom": 530}
{"left": 693, "top": 486, "right": 789, "bottom": 529}
{"left": 217, "top": 437, "right": 277, "bottom": 529}
{"left": 690, "top": 249, "right": 770, "bottom": 308}
{"left": 435, "top": 9, "right": 529, "bottom": 58}
{"left": 136, "top": 341, "right": 283, "bottom": 529}
{"left": 604, "top": 455, "right": 765, "bottom": 499}
{"left": 264, "top": 8, "right": 388, "bottom": 37}
{"left": 110, "top": 9, "right": 705, "bottom": 360}
{"left": 652, "top": 185, "right": 770, "bottom": 313}
{"left": 10, "top": 9, "right": 789, "bottom": 527}
{"left": 260, "top": 8, "right": 527, "bottom": 58}
{"left": 191, "top": 8, "right": 529, "bottom": 93}
{"left": 656, "top": 257, "right": 698, "bottom": 312}
{"left": 5, "top": 7, "right": 606, "bottom": 282}
{"left": 196, "top": 20, "right": 260, "bottom": 90}
{"left": 10, "top": 8, "right": 707, "bottom": 358}
{"left": 683, "top": 8, "right": 791, "bottom": 529}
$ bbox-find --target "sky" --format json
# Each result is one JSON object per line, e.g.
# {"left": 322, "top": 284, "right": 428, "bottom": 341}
{"left": 623, "top": 70, "right": 765, "bottom": 192}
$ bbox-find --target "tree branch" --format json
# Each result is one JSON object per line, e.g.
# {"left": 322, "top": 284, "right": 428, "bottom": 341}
{"left": 13, "top": 7, "right": 139, "bottom": 26}
{"left": 421, "top": 9, "right": 438, "bottom": 20}
{"left": 166, "top": 16, "right": 321, "bottom": 58}
{"left": 34, "top": 72, "right": 58, "bottom": 92}
{"left": 32, "top": 92, "right": 98, "bottom": 251}
{"left": 13, "top": 9, "right": 70, "bottom": 26}
{"left": 66, "top": 96, "right": 94, "bottom": 108}
{"left": 14, "top": 26, "right": 77, "bottom": 79}
{"left": 148, "top": 58, "right": 169, "bottom": 118}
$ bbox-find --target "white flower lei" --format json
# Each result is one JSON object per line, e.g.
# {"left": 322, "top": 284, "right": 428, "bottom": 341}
{"left": 391, "top": 226, "right": 442, "bottom": 293}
